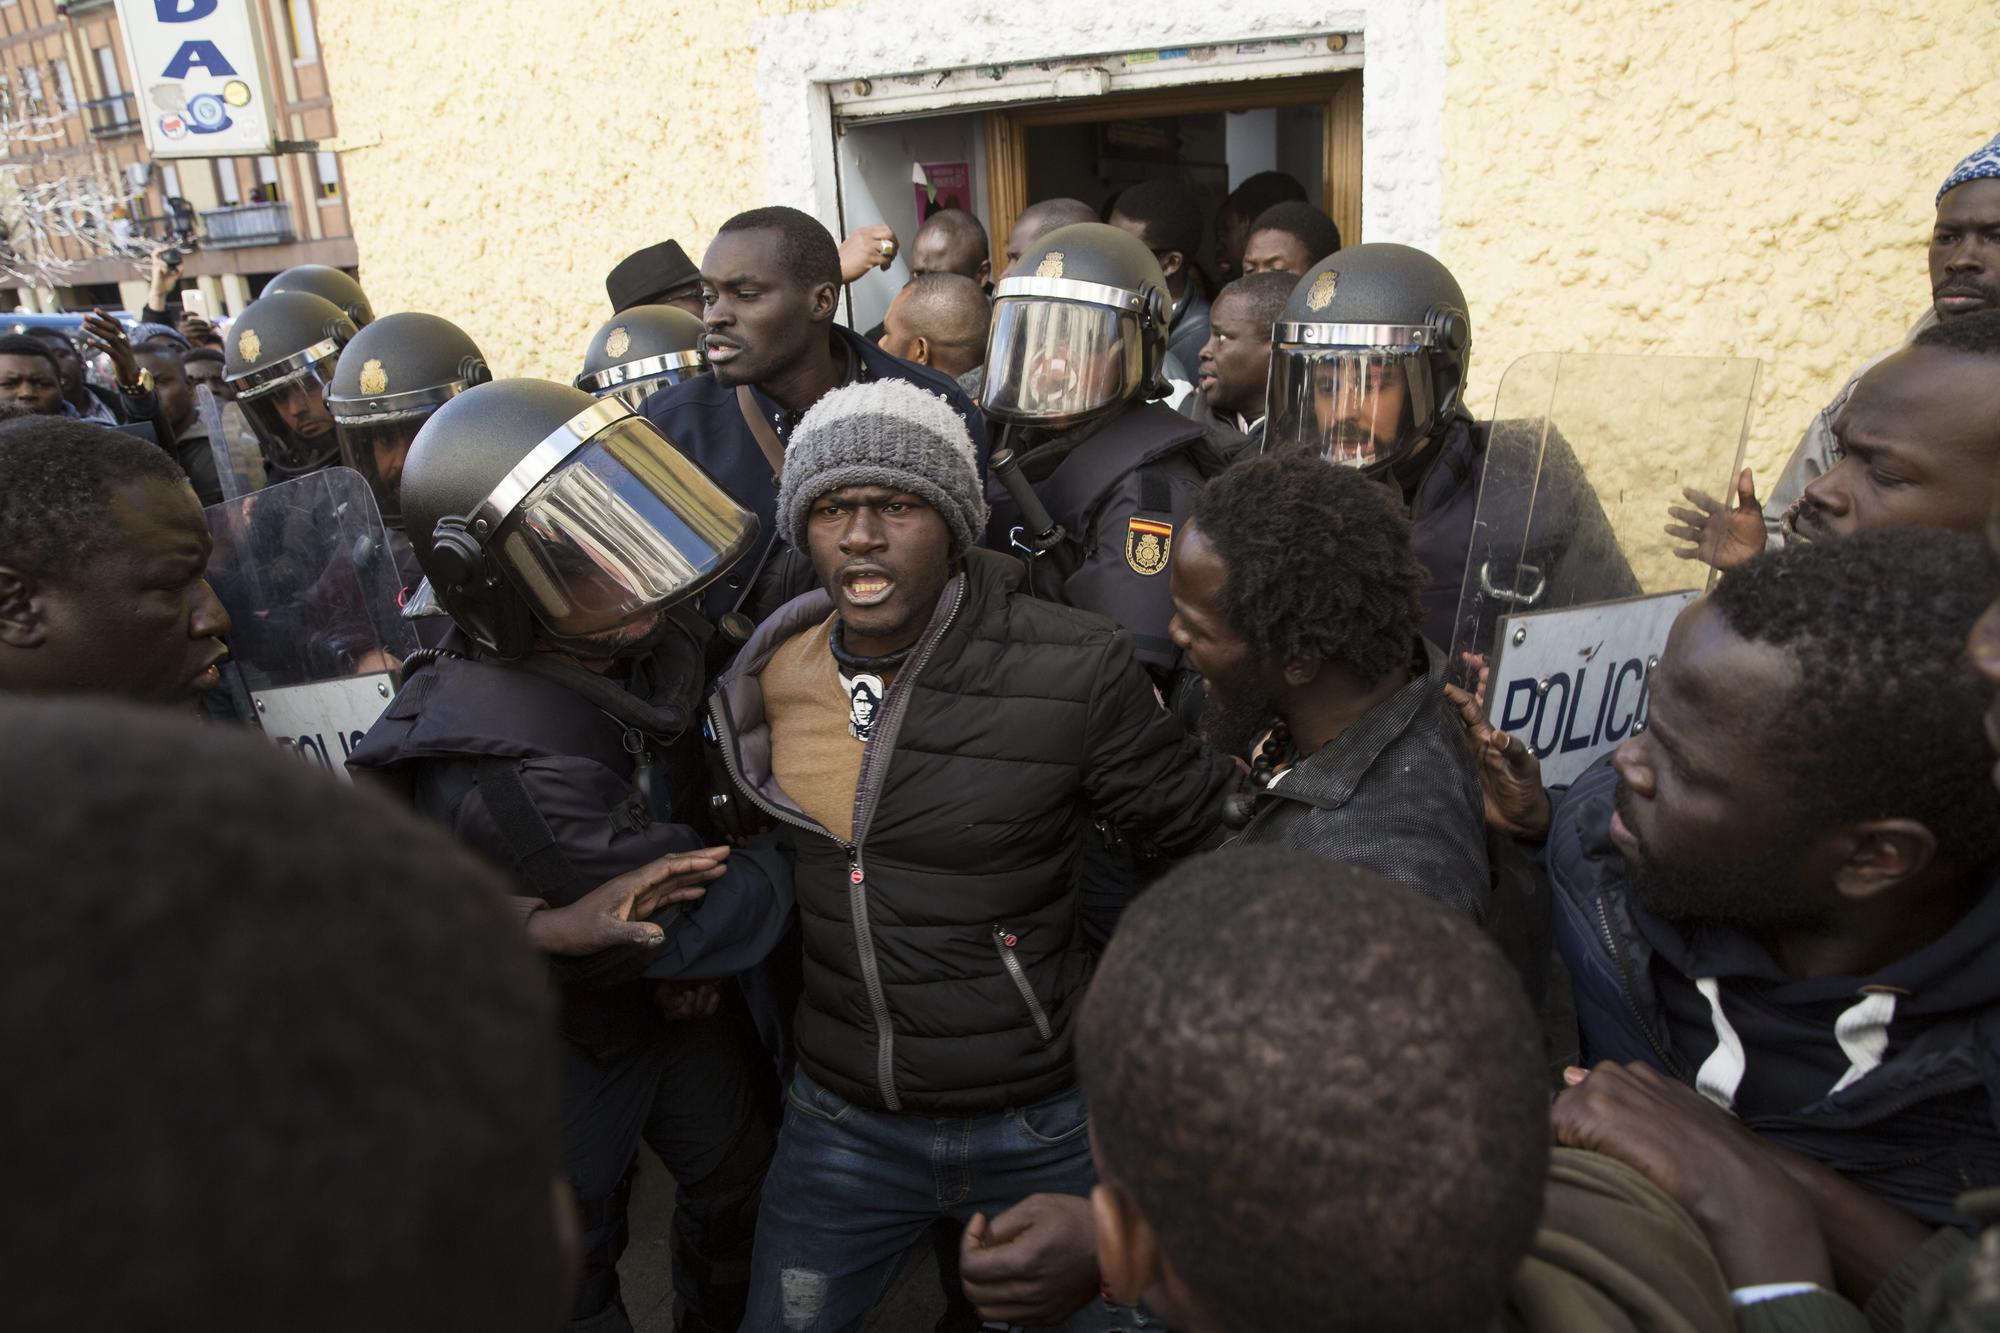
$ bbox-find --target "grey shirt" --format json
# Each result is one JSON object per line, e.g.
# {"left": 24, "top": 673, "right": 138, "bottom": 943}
{"left": 1233, "top": 639, "right": 1492, "bottom": 923}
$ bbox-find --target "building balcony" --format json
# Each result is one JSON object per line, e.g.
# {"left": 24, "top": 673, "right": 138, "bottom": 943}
{"left": 82, "top": 94, "right": 139, "bottom": 139}
{"left": 201, "top": 202, "right": 296, "bottom": 250}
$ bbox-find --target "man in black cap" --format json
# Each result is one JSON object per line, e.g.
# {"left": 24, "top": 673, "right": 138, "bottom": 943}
{"left": 606, "top": 239, "right": 705, "bottom": 316}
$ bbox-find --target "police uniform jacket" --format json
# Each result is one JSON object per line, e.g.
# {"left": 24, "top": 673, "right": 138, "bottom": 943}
{"left": 983, "top": 399, "right": 1224, "bottom": 678}
{"left": 709, "top": 548, "right": 1237, "bottom": 1115}
{"left": 346, "top": 622, "right": 793, "bottom": 1056}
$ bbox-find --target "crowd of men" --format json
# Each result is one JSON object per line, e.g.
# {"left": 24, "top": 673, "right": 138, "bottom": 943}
{"left": 2, "top": 125, "right": 1998, "bottom": 1333}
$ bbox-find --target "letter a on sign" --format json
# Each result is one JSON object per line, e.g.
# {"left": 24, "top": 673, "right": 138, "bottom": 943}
{"left": 163, "top": 40, "right": 238, "bottom": 79}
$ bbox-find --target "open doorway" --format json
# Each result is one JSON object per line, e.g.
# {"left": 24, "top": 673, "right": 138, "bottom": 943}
{"left": 833, "top": 70, "right": 1361, "bottom": 333}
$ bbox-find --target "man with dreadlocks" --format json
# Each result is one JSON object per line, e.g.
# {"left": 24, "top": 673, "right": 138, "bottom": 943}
{"left": 1165, "top": 452, "right": 1490, "bottom": 921}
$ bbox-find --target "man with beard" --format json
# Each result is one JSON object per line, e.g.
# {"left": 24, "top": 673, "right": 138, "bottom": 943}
{"left": 1177, "top": 272, "right": 1290, "bottom": 462}
{"left": 1672, "top": 310, "right": 2000, "bottom": 564}
{"left": 707, "top": 379, "right": 1233, "bottom": 1331}
{"left": 348, "top": 380, "right": 793, "bottom": 1333}
{"left": 1167, "top": 454, "right": 1488, "bottom": 919}
{"left": 644, "top": 206, "right": 984, "bottom": 632}
{"left": 1465, "top": 529, "right": 2000, "bottom": 1306}
{"left": 1673, "top": 132, "right": 2000, "bottom": 565}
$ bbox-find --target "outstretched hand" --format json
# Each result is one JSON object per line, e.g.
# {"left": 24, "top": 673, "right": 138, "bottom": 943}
{"left": 1442, "top": 682, "right": 1552, "bottom": 841}
{"left": 523, "top": 846, "right": 730, "bottom": 957}
{"left": 1667, "top": 468, "right": 1768, "bottom": 572}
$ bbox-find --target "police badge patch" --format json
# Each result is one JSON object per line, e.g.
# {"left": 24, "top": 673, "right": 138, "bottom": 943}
{"left": 1125, "top": 518, "right": 1173, "bottom": 576}
{"left": 605, "top": 325, "right": 631, "bottom": 359}
{"left": 237, "top": 328, "right": 261, "bottom": 364}
{"left": 1306, "top": 270, "right": 1338, "bottom": 312}
{"left": 359, "top": 359, "right": 388, "bottom": 395}
{"left": 1035, "top": 251, "right": 1065, "bottom": 279}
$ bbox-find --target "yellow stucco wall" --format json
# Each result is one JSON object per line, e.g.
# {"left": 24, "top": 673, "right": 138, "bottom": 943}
{"left": 322, "top": 0, "right": 1997, "bottom": 508}
{"left": 1441, "top": 2, "right": 2000, "bottom": 493}
{"left": 314, "top": 0, "right": 858, "bottom": 386}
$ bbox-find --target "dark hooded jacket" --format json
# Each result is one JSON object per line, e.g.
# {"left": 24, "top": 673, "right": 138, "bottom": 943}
{"left": 709, "top": 548, "right": 1236, "bottom": 1115}
{"left": 1549, "top": 759, "right": 2000, "bottom": 1230}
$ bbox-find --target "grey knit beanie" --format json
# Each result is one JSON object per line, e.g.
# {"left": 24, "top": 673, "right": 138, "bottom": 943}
{"left": 778, "top": 378, "right": 989, "bottom": 555}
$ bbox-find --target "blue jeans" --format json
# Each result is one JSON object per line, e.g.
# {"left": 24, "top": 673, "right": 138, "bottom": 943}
{"left": 744, "top": 1069, "right": 1148, "bottom": 1332}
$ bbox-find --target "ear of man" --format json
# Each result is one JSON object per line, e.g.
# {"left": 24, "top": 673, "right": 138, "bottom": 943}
{"left": 0, "top": 566, "right": 47, "bottom": 648}
{"left": 1828, "top": 819, "right": 1940, "bottom": 901}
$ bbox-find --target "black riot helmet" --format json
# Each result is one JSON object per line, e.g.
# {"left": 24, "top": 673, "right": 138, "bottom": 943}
{"left": 982, "top": 222, "right": 1171, "bottom": 429}
{"left": 401, "top": 379, "right": 758, "bottom": 660}
{"left": 224, "top": 290, "right": 356, "bottom": 478}
{"left": 1263, "top": 243, "right": 1471, "bottom": 475}
{"left": 574, "top": 305, "right": 709, "bottom": 412}
{"left": 327, "top": 312, "right": 492, "bottom": 528}
{"left": 267, "top": 263, "right": 375, "bottom": 328}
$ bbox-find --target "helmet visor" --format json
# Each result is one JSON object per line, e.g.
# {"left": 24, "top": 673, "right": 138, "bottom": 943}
{"left": 238, "top": 351, "right": 341, "bottom": 476}
{"left": 577, "top": 351, "right": 708, "bottom": 414}
{"left": 335, "top": 406, "right": 435, "bottom": 527}
{"left": 981, "top": 296, "right": 1143, "bottom": 425}
{"left": 596, "top": 370, "right": 698, "bottom": 415}
{"left": 492, "top": 415, "right": 756, "bottom": 638}
{"left": 1264, "top": 348, "right": 1434, "bottom": 473}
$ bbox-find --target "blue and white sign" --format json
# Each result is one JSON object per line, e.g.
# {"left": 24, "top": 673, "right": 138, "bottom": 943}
{"left": 117, "top": 0, "right": 278, "bottom": 159}
{"left": 1484, "top": 591, "right": 1697, "bottom": 787}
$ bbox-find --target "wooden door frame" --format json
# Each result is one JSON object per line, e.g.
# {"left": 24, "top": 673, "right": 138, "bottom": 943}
{"left": 982, "top": 71, "right": 1361, "bottom": 270}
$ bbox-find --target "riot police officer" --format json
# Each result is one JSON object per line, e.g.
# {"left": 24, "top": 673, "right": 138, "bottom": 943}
{"left": 267, "top": 262, "right": 375, "bottom": 328}
{"left": 346, "top": 380, "right": 785, "bottom": 1333}
{"left": 982, "top": 220, "right": 1225, "bottom": 683}
{"left": 327, "top": 310, "right": 492, "bottom": 627}
{"left": 576, "top": 304, "right": 709, "bottom": 413}
{"left": 1263, "top": 243, "right": 1636, "bottom": 648}
{"left": 982, "top": 221, "right": 1227, "bottom": 946}
{"left": 224, "top": 290, "right": 355, "bottom": 480}
{"left": 329, "top": 311, "right": 489, "bottom": 529}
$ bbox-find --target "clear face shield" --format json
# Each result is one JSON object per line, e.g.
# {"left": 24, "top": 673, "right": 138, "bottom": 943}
{"left": 332, "top": 387, "right": 467, "bottom": 528}
{"left": 574, "top": 349, "right": 709, "bottom": 414}
{"left": 465, "top": 400, "right": 757, "bottom": 640}
{"left": 981, "top": 277, "right": 1156, "bottom": 427}
{"left": 233, "top": 341, "right": 342, "bottom": 476}
{"left": 1264, "top": 324, "right": 1440, "bottom": 474}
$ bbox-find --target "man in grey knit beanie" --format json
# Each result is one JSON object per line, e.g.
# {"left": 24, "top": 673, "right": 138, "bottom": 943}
{"left": 711, "top": 374, "right": 1233, "bottom": 1333}
{"left": 778, "top": 378, "right": 990, "bottom": 557}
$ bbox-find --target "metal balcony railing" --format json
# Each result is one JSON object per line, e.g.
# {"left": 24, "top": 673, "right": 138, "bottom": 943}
{"left": 81, "top": 93, "right": 138, "bottom": 138}
{"left": 200, "top": 202, "right": 296, "bottom": 249}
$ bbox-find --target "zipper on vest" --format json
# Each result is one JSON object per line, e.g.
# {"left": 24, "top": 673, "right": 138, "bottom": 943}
{"left": 992, "top": 925, "right": 1053, "bottom": 1044}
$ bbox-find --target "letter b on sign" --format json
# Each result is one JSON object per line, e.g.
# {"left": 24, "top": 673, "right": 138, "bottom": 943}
{"left": 155, "top": 0, "right": 220, "bottom": 19}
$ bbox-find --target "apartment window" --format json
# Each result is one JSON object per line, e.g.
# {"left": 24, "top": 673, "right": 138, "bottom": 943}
{"left": 313, "top": 151, "right": 341, "bottom": 200}
{"left": 94, "top": 46, "right": 122, "bottom": 98}
{"left": 50, "top": 58, "right": 75, "bottom": 114}
{"left": 0, "top": 76, "right": 12, "bottom": 121}
{"left": 160, "top": 163, "right": 182, "bottom": 201}
{"left": 254, "top": 154, "right": 282, "bottom": 203}
{"left": 286, "top": 0, "right": 320, "bottom": 64}
{"left": 19, "top": 67, "right": 45, "bottom": 118}
{"left": 214, "top": 158, "right": 242, "bottom": 205}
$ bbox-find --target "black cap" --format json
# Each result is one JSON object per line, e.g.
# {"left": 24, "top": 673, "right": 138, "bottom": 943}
{"left": 606, "top": 240, "right": 699, "bottom": 313}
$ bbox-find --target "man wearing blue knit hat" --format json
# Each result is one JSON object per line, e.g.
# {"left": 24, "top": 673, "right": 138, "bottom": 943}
{"left": 709, "top": 377, "right": 1235, "bottom": 1330}
{"left": 1672, "top": 131, "right": 2000, "bottom": 568}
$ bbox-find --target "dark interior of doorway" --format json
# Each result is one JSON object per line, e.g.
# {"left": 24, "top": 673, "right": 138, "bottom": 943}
{"left": 1023, "top": 104, "right": 1326, "bottom": 282}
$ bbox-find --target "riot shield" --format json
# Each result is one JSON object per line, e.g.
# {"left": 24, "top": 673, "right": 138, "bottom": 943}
{"left": 198, "top": 385, "right": 266, "bottom": 502}
{"left": 204, "top": 467, "right": 418, "bottom": 778}
{"left": 1448, "top": 353, "right": 1759, "bottom": 785}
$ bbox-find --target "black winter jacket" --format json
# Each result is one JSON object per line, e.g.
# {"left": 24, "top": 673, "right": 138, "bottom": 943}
{"left": 710, "top": 548, "right": 1236, "bottom": 1114}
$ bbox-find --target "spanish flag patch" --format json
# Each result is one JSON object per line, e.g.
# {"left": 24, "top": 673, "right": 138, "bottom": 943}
{"left": 1124, "top": 518, "right": 1173, "bottom": 576}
